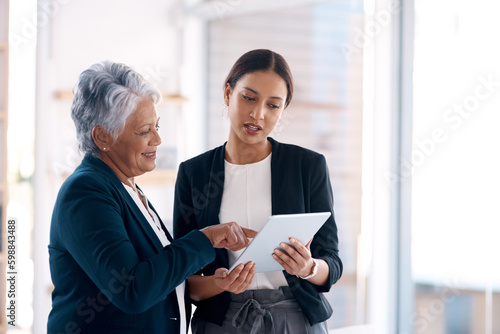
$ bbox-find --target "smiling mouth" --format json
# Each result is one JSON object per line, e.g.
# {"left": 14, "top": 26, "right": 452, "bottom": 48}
{"left": 142, "top": 152, "right": 156, "bottom": 159}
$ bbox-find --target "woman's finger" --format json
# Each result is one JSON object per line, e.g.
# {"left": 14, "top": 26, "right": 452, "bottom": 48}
{"left": 305, "top": 238, "right": 313, "bottom": 250}
{"left": 289, "top": 238, "right": 313, "bottom": 258}
{"left": 232, "top": 225, "right": 255, "bottom": 247}
{"left": 236, "top": 263, "right": 256, "bottom": 293}
{"left": 224, "top": 222, "right": 254, "bottom": 251}
{"left": 215, "top": 265, "right": 243, "bottom": 290}
{"left": 228, "top": 262, "right": 255, "bottom": 293}
{"left": 272, "top": 251, "right": 293, "bottom": 272}
{"left": 242, "top": 227, "right": 258, "bottom": 238}
{"left": 278, "top": 242, "right": 301, "bottom": 262}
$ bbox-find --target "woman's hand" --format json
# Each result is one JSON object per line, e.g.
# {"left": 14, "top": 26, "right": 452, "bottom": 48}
{"left": 201, "top": 222, "right": 257, "bottom": 251}
{"left": 272, "top": 238, "right": 329, "bottom": 286}
{"left": 213, "top": 262, "right": 256, "bottom": 294}
{"left": 188, "top": 262, "right": 256, "bottom": 301}
{"left": 272, "top": 238, "right": 314, "bottom": 277}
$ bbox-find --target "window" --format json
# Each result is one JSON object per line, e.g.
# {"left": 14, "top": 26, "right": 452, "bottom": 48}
{"left": 412, "top": 1, "right": 500, "bottom": 332}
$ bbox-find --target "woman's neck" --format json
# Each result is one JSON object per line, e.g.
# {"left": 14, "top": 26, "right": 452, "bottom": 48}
{"left": 100, "top": 153, "right": 136, "bottom": 189}
{"left": 225, "top": 137, "right": 272, "bottom": 165}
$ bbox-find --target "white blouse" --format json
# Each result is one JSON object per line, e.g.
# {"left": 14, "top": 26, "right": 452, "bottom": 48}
{"left": 219, "top": 153, "right": 288, "bottom": 289}
{"left": 122, "top": 183, "right": 186, "bottom": 334}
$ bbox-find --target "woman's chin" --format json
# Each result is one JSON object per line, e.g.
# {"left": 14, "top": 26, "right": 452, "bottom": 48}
{"left": 238, "top": 131, "right": 268, "bottom": 144}
{"left": 140, "top": 162, "right": 157, "bottom": 174}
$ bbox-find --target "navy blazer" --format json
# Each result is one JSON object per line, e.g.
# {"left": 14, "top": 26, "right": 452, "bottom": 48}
{"left": 173, "top": 137, "right": 343, "bottom": 326}
{"left": 48, "top": 155, "right": 216, "bottom": 334}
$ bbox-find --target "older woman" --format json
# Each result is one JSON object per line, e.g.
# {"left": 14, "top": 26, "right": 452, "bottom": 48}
{"left": 47, "top": 61, "right": 255, "bottom": 334}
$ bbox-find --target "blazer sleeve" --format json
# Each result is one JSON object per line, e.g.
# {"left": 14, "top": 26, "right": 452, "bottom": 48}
{"left": 54, "top": 174, "right": 215, "bottom": 314}
{"left": 309, "top": 154, "right": 343, "bottom": 292}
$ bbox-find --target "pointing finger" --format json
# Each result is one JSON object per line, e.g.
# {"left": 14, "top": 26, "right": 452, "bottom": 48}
{"left": 242, "top": 227, "right": 257, "bottom": 238}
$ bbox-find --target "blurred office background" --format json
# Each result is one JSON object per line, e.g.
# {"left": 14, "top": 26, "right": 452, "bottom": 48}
{"left": 1, "top": 0, "right": 500, "bottom": 333}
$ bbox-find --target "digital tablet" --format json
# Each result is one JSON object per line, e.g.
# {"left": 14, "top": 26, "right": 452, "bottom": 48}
{"left": 228, "top": 212, "right": 331, "bottom": 273}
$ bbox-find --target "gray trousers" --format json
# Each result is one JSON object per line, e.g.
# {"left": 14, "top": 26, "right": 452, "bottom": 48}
{"left": 191, "top": 286, "right": 329, "bottom": 334}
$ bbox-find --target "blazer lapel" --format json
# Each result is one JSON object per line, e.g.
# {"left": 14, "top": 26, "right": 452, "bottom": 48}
{"left": 120, "top": 184, "right": 166, "bottom": 253}
{"left": 269, "top": 137, "right": 282, "bottom": 215}
{"left": 146, "top": 196, "right": 174, "bottom": 243}
{"left": 269, "top": 137, "right": 306, "bottom": 215}
{"left": 84, "top": 155, "right": 167, "bottom": 252}
{"left": 203, "top": 143, "right": 229, "bottom": 267}
{"left": 202, "top": 144, "right": 226, "bottom": 228}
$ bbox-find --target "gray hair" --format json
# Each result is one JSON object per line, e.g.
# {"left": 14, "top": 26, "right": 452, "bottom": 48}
{"left": 71, "top": 60, "right": 161, "bottom": 157}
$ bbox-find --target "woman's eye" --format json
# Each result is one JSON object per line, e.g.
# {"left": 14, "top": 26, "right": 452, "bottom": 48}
{"left": 140, "top": 131, "right": 149, "bottom": 136}
{"left": 155, "top": 125, "right": 160, "bottom": 130}
{"left": 242, "top": 95, "right": 255, "bottom": 101}
{"left": 269, "top": 104, "right": 281, "bottom": 109}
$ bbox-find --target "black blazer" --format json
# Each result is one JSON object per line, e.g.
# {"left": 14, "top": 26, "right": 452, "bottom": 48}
{"left": 173, "top": 138, "right": 343, "bottom": 326}
{"left": 48, "top": 155, "right": 216, "bottom": 334}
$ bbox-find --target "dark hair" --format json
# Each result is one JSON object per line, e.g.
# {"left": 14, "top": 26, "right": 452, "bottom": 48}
{"left": 224, "top": 49, "right": 294, "bottom": 108}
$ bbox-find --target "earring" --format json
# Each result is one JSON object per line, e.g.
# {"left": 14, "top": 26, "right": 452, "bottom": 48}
{"left": 221, "top": 105, "right": 229, "bottom": 119}
{"left": 102, "top": 147, "right": 106, "bottom": 151}
{"left": 273, "top": 120, "right": 282, "bottom": 136}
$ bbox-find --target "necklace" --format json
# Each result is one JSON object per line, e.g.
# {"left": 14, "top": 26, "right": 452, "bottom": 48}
{"left": 136, "top": 189, "right": 163, "bottom": 231}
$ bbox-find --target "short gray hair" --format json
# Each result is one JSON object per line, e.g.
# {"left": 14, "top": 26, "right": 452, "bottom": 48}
{"left": 71, "top": 61, "right": 161, "bottom": 157}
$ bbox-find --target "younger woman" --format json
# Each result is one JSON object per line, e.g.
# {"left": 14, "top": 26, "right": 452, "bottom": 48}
{"left": 174, "top": 49, "right": 343, "bottom": 334}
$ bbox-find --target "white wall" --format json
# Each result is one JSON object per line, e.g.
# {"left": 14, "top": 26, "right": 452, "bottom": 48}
{"left": 50, "top": 0, "right": 181, "bottom": 87}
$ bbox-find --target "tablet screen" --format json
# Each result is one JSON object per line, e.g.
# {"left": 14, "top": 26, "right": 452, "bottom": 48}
{"left": 228, "top": 212, "right": 331, "bottom": 273}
